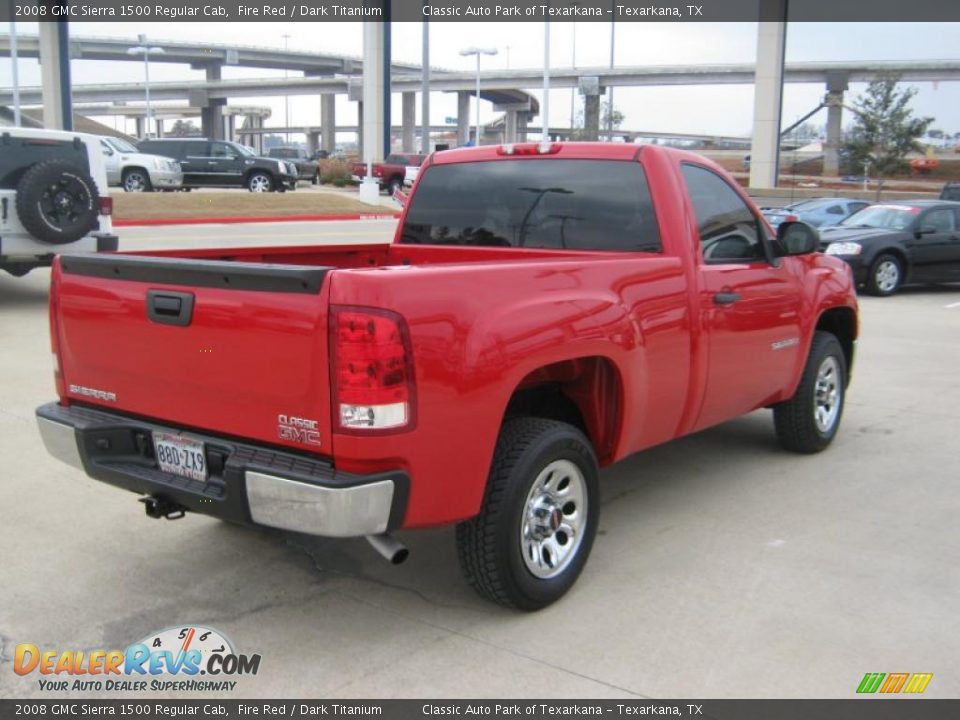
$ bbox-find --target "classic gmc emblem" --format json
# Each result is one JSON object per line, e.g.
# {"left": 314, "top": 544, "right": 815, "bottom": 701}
{"left": 277, "top": 414, "right": 321, "bottom": 447}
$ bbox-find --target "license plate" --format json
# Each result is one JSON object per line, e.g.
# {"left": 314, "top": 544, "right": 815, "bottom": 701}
{"left": 153, "top": 432, "right": 208, "bottom": 483}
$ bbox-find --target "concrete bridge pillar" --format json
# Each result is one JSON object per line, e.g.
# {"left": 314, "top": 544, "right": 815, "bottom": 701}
{"left": 307, "top": 131, "right": 320, "bottom": 155}
{"left": 748, "top": 18, "right": 787, "bottom": 189}
{"left": 38, "top": 23, "right": 71, "bottom": 130}
{"left": 505, "top": 110, "right": 518, "bottom": 144}
{"left": 517, "top": 113, "right": 529, "bottom": 143}
{"left": 823, "top": 72, "right": 848, "bottom": 178}
{"left": 579, "top": 77, "right": 602, "bottom": 141}
{"left": 402, "top": 92, "right": 416, "bottom": 152}
{"left": 134, "top": 116, "right": 145, "bottom": 139}
{"left": 457, "top": 91, "right": 470, "bottom": 146}
{"left": 321, "top": 94, "right": 336, "bottom": 154}
{"left": 200, "top": 99, "right": 226, "bottom": 140}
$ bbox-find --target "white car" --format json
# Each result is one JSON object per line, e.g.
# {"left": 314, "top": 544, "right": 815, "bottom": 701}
{"left": 1, "top": 127, "right": 118, "bottom": 277}
{"left": 100, "top": 136, "right": 182, "bottom": 192}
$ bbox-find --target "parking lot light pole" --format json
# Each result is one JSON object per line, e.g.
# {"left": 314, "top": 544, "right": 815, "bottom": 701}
{"left": 459, "top": 47, "right": 497, "bottom": 146}
{"left": 127, "top": 36, "right": 164, "bottom": 139}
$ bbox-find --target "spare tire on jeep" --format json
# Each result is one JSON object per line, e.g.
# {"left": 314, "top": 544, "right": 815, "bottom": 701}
{"left": 15, "top": 160, "right": 100, "bottom": 245}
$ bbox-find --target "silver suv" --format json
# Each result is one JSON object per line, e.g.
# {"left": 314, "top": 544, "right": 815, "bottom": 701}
{"left": 1, "top": 127, "right": 118, "bottom": 277}
{"left": 100, "top": 136, "right": 182, "bottom": 192}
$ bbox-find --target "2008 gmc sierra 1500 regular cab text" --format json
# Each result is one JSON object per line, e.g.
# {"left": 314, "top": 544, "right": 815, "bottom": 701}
{"left": 36, "top": 142, "right": 858, "bottom": 610}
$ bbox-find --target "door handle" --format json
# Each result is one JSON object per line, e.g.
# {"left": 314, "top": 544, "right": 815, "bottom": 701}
{"left": 714, "top": 292, "right": 742, "bottom": 306}
{"left": 146, "top": 290, "right": 194, "bottom": 327}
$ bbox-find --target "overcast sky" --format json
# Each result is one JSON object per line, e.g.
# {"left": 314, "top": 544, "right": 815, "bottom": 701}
{"left": 2, "top": 21, "right": 958, "bottom": 140}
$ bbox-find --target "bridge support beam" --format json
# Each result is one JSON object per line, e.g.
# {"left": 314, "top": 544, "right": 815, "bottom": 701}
{"left": 201, "top": 99, "right": 226, "bottom": 140}
{"left": 579, "top": 77, "right": 602, "bottom": 141}
{"left": 457, "top": 91, "right": 470, "bottom": 146}
{"left": 38, "top": 23, "right": 71, "bottom": 130}
{"left": 749, "top": 18, "right": 787, "bottom": 189}
{"left": 823, "top": 72, "right": 848, "bottom": 178}
{"left": 401, "top": 92, "right": 416, "bottom": 152}
{"left": 321, "top": 94, "right": 336, "bottom": 154}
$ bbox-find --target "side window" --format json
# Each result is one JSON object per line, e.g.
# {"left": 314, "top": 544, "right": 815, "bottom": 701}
{"left": 210, "top": 142, "right": 236, "bottom": 158}
{"left": 826, "top": 205, "right": 845, "bottom": 215}
{"left": 680, "top": 164, "right": 764, "bottom": 263}
{"left": 923, "top": 208, "right": 955, "bottom": 233}
{"left": 184, "top": 141, "right": 206, "bottom": 157}
{"left": 850, "top": 202, "right": 869, "bottom": 214}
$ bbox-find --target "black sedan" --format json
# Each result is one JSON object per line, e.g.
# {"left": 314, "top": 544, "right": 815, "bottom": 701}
{"left": 819, "top": 200, "right": 960, "bottom": 296}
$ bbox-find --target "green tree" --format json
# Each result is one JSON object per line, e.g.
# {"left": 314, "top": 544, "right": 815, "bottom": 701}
{"left": 169, "top": 119, "right": 200, "bottom": 137}
{"left": 602, "top": 100, "right": 625, "bottom": 134}
{"left": 570, "top": 100, "right": 625, "bottom": 140}
{"left": 843, "top": 74, "right": 933, "bottom": 195}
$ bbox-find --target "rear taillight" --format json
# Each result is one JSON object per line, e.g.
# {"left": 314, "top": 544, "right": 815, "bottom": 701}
{"left": 99, "top": 197, "right": 113, "bottom": 216}
{"left": 331, "top": 306, "right": 415, "bottom": 433}
{"left": 49, "top": 264, "right": 66, "bottom": 400}
{"left": 786, "top": 214, "right": 798, "bottom": 222}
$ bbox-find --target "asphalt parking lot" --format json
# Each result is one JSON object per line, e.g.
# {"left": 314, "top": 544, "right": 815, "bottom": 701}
{"left": 1, "top": 219, "right": 958, "bottom": 699}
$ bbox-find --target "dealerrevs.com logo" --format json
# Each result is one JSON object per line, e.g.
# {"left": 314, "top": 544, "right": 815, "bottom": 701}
{"left": 14, "top": 625, "right": 260, "bottom": 693}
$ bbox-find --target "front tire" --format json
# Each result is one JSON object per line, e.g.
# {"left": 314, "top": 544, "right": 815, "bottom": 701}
{"left": 773, "top": 331, "right": 847, "bottom": 454}
{"left": 387, "top": 177, "right": 402, "bottom": 196}
{"left": 865, "top": 253, "right": 903, "bottom": 296}
{"left": 247, "top": 172, "right": 273, "bottom": 193}
{"left": 456, "top": 418, "right": 599, "bottom": 611}
{"left": 122, "top": 168, "right": 152, "bottom": 193}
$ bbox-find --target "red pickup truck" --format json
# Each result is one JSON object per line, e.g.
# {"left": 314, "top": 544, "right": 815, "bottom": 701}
{"left": 352, "top": 153, "right": 426, "bottom": 194}
{"left": 36, "top": 143, "right": 858, "bottom": 610}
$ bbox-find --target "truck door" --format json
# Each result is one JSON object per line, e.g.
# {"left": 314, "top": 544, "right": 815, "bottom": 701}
{"left": 208, "top": 142, "right": 245, "bottom": 185}
{"left": 679, "top": 163, "right": 805, "bottom": 432}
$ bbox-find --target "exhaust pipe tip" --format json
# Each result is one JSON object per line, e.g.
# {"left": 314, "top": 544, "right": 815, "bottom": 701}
{"left": 366, "top": 533, "right": 409, "bottom": 565}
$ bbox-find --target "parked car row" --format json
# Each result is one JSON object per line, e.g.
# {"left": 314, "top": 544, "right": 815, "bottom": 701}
{"left": 100, "top": 136, "right": 338, "bottom": 193}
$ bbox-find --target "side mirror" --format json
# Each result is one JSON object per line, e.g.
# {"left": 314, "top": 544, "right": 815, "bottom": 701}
{"left": 102, "top": 146, "right": 114, "bottom": 156}
{"left": 776, "top": 220, "right": 819, "bottom": 256}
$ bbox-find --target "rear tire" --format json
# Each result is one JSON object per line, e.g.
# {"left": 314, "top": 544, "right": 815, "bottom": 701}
{"left": 122, "top": 168, "right": 152, "bottom": 193}
{"left": 865, "top": 253, "right": 903, "bottom": 296}
{"left": 773, "top": 331, "right": 847, "bottom": 454}
{"left": 456, "top": 418, "right": 599, "bottom": 611}
{"left": 15, "top": 161, "right": 99, "bottom": 245}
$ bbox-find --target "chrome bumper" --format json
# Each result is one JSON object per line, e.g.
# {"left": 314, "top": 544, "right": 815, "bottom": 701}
{"left": 35, "top": 403, "right": 407, "bottom": 538}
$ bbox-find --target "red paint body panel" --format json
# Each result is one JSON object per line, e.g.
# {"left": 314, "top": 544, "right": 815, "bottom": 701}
{"left": 50, "top": 143, "right": 858, "bottom": 530}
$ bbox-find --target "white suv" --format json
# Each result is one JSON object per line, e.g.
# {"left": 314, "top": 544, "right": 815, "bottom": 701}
{"left": 0, "top": 127, "right": 117, "bottom": 277}
{"left": 100, "top": 136, "right": 183, "bottom": 192}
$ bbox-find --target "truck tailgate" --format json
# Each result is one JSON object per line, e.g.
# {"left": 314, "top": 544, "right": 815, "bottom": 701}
{"left": 54, "top": 254, "right": 334, "bottom": 456}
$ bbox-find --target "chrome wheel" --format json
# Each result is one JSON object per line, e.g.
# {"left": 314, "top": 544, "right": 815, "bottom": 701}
{"left": 874, "top": 260, "right": 900, "bottom": 294}
{"left": 248, "top": 174, "right": 272, "bottom": 192}
{"left": 814, "top": 356, "right": 841, "bottom": 433}
{"left": 520, "top": 459, "right": 588, "bottom": 579}
{"left": 123, "top": 172, "right": 148, "bottom": 192}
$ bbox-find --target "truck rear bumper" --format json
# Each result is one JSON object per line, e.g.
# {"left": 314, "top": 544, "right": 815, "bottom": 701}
{"left": 36, "top": 402, "right": 408, "bottom": 538}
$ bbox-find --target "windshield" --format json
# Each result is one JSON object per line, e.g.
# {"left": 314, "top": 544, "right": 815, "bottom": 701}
{"left": 839, "top": 205, "right": 917, "bottom": 230}
{"left": 106, "top": 137, "right": 139, "bottom": 153}
{"left": 402, "top": 159, "right": 662, "bottom": 252}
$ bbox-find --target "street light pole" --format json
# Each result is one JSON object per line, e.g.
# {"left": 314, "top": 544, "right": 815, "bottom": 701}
{"left": 10, "top": 21, "right": 20, "bottom": 126}
{"left": 543, "top": 22, "right": 550, "bottom": 141}
{"left": 607, "top": 12, "right": 616, "bottom": 141}
{"left": 569, "top": 12, "right": 577, "bottom": 137}
{"left": 459, "top": 47, "right": 497, "bottom": 146}
{"left": 127, "top": 35, "right": 164, "bottom": 139}
{"left": 282, "top": 34, "right": 291, "bottom": 143}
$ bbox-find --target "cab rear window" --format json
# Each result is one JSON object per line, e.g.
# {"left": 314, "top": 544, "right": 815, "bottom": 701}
{"left": 400, "top": 159, "right": 661, "bottom": 252}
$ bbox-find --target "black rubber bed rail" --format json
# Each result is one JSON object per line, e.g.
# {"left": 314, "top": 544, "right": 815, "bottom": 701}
{"left": 59, "top": 254, "right": 331, "bottom": 294}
